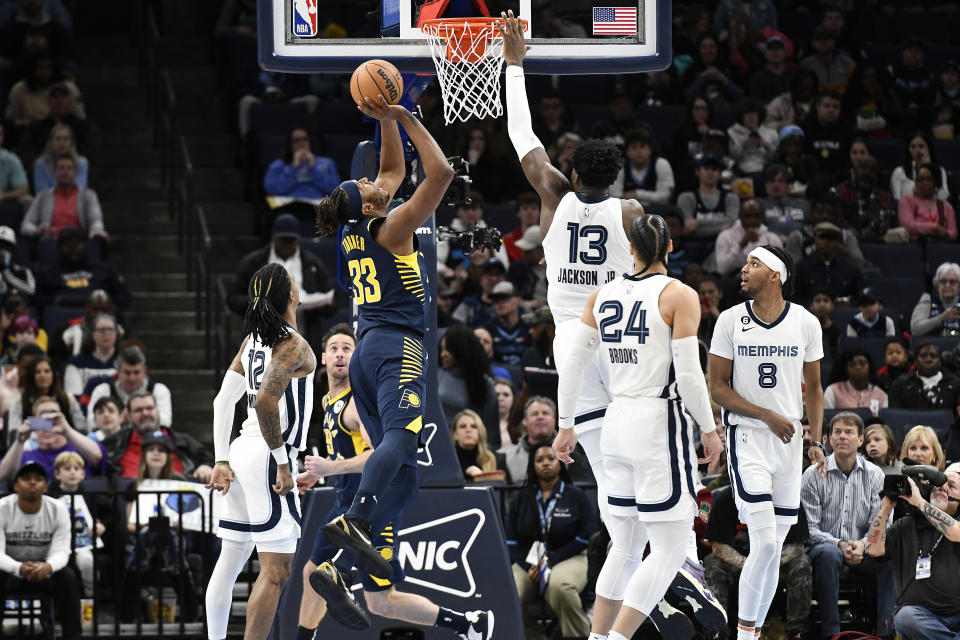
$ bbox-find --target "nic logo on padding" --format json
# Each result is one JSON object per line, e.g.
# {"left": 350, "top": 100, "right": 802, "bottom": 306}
{"left": 397, "top": 508, "right": 485, "bottom": 598}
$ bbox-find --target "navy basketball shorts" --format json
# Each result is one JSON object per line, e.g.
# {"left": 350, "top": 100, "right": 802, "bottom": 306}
{"left": 349, "top": 327, "right": 426, "bottom": 455}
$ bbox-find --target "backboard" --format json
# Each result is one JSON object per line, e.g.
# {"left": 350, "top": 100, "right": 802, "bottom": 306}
{"left": 258, "top": 0, "right": 671, "bottom": 75}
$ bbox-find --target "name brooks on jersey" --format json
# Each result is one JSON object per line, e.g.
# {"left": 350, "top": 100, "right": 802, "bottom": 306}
{"left": 736, "top": 345, "right": 800, "bottom": 358}
{"left": 557, "top": 267, "right": 617, "bottom": 286}
{"left": 608, "top": 347, "right": 639, "bottom": 364}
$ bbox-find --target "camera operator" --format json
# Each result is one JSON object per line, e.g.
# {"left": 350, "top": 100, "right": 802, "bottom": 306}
{"left": 436, "top": 193, "right": 511, "bottom": 284}
{"left": 863, "top": 464, "right": 960, "bottom": 640}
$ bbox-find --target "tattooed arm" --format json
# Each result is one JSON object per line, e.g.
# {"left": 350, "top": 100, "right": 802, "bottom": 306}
{"left": 255, "top": 333, "right": 316, "bottom": 495}
{"left": 863, "top": 497, "right": 896, "bottom": 558}
{"left": 711, "top": 542, "right": 747, "bottom": 570}
{"left": 918, "top": 501, "right": 960, "bottom": 542}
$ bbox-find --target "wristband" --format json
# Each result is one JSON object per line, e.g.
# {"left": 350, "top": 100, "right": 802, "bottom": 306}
{"left": 271, "top": 446, "right": 289, "bottom": 466}
{"left": 811, "top": 442, "right": 826, "bottom": 453}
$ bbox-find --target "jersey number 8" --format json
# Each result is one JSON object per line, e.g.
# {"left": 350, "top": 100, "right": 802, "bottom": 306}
{"left": 758, "top": 363, "right": 778, "bottom": 388}
{"left": 348, "top": 258, "right": 381, "bottom": 305}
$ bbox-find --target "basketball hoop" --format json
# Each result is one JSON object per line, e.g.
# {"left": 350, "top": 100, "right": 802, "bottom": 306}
{"left": 421, "top": 17, "right": 528, "bottom": 124}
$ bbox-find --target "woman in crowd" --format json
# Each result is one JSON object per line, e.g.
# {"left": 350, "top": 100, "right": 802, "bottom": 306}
{"left": 263, "top": 127, "right": 340, "bottom": 200}
{"left": 450, "top": 409, "right": 506, "bottom": 482}
{"left": 890, "top": 131, "right": 949, "bottom": 200}
{"left": 823, "top": 347, "right": 889, "bottom": 413}
{"left": 438, "top": 324, "right": 500, "bottom": 448}
{"left": 6, "top": 354, "right": 85, "bottom": 448}
{"left": 33, "top": 123, "right": 89, "bottom": 192}
{"left": 840, "top": 63, "right": 903, "bottom": 140}
{"left": 876, "top": 338, "right": 912, "bottom": 390}
{"left": 62, "top": 290, "right": 118, "bottom": 357}
{"left": 63, "top": 313, "right": 119, "bottom": 400}
{"left": 911, "top": 262, "right": 960, "bottom": 337}
{"left": 4, "top": 52, "right": 84, "bottom": 126}
{"left": 847, "top": 134, "right": 872, "bottom": 173}
{"left": 862, "top": 422, "right": 902, "bottom": 475}
{"left": 494, "top": 376, "right": 521, "bottom": 452}
{"left": 899, "top": 425, "right": 945, "bottom": 471}
{"left": 505, "top": 441, "right": 596, "bottom": 640}
{"left": 727, "top": 97, "right": 778, "bottom": 178}
{"left": 672, "top": 96, "right": 718, "bottom": 162}
{"left": 682, "top": 33, "right": 744, "bottom": 107}
{"left": 897, "top": 162, "right": 957, "bottom": 241}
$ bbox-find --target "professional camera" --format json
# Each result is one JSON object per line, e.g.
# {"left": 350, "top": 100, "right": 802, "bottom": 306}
{"left": 881, "top": 464, "right": 947, "bottom": 501}
{"left": 442, "top": 156, "right": 472, "bottom": 206}
{"left": 436, "top": 225, "right": 504, "bottom": 253}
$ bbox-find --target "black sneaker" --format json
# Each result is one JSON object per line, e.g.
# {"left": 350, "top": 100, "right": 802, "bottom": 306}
{"left": 322, "top": 515, "right": 393, "bottom": 580}
{"left": 669, "top": 558, "right": 728, "bottom": 631}
{"left": 308, "top": 562, "right": 370, "bottom": 630}
{"left": 457, "top": 610, "right": 494, "bottom": 640}
{"left": 648, "top": 600, "right": 695, "bottom": 640}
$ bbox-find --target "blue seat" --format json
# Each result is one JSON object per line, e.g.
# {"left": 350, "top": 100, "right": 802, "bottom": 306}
{"left": 824, "top": 408, "right": 874, "bottom": 429}
{"left": 836, "top": 336, "right": 888, "bottom": 371}
{"left": 910, "top": 335, "right": 960, "bottom": 355}
{"left": 860, "top": 243, "right": 924, "bottom": 278}
{"left": 934, "top": 139, "right": 960, "bottom": 171}
{"left": 576, "top": 104, "right": 613, "bottom": 137}
{"left": 248, "top": 102, "right": 310, "bottom": 137}
{"left": 864, "top": 277, "right": 926, "bottom": 320}
{"left": 637, "top": 104, "right": 687, "bottom": 150}
{"left": 927, "top": 242, "right": 960, "bottom": 276}
{"left": 310, "top": 101, "right": 367, "bottom": 134}
{"left": 829, "top": 307, "right": 859, "bottom": 333}
{"left": 868, "top": 139, "right": 902, "bottom": 173}
{"left": 325, "top": 134, "right": 364, "bottom": 180}
{"left": 41, "top": 305, "right": 83, "bottom": 337}
{"left": 880, "top": 409, "right": 954, "bottom": 447}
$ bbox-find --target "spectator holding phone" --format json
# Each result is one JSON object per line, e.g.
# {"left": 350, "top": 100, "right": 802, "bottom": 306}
{"left": 0, "top": 395, "right": 106, "bottom": 482}
{"left": 5, "top": 353, "right": 85, "bottom": 448}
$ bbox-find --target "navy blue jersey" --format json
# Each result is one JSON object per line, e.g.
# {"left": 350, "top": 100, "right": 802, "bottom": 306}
{"left": 321, "top": 388, "right": 368, "bottom": 496}
{"left": 341, "top": 217, "right": 427, "bottom": 339}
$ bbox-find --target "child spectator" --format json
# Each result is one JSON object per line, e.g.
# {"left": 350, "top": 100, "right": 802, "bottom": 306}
{"left": 897, "top": 162, "right": 957, "bottom": 241}
{"left": 862, "top": 421, "right": 903, "bottom": 475}
{"left": 33, "top": 123, "right": 88, "bottom": 192}
{"left": 847, "top": 287, "right": 896, "bottom": 337}
{"left": 263, "top": 127, "right": 340, "bottom": 201}
{"left": 50, "top": 451, "right": 103, "bottom": 595}
{"left": 610, "top": 126, "right": 674, "bottom": 205}
{"left": 809, "top": 286, "right": 840, "bottom": 359}
{"left": 876, "top": 338, "right": 911, "bottom": 391}
{"left": 823, "top": 348, "right": 889, "bottom": 413}
{"left": 87, "top": 396, "right": 123, "bottom": 444}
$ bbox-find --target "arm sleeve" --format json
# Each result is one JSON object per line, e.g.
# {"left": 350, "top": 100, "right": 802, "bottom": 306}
{"left": 213, "top": 370, "right": 246, "bottom": 462}
{"left": 556, "top": 321, "right": 601, "bottom": 429}
{"left": 672, "top": 336, "right": 716, "bottom": 433}
{"left": 800, "top": 468, "right": 840, "bottom": 547}
{"left": 505, "top": 66, "right": 544, "bottom": 160}
{"left": 46, "top": 501, "right": 72, "bottom": 572}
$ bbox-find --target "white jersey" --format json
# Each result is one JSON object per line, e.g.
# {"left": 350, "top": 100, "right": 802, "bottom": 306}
{"left": 709, "top": 301, "right": 823, "bottom": 430}
{"left": 592, "top": 272, "right": 678, "bottom": 400}
{"left": 543, "top": 191, "right": 634, "bottom": 323}
{"left": 240, "top": 331, "right": 316, "bottom": 452}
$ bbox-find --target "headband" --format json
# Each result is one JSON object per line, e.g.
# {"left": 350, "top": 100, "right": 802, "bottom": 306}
{"left": 338, "top": 180, "right": 363, "bottom": 222}
{"left": 748, "top": 247, "right": 787, "bottom": 284}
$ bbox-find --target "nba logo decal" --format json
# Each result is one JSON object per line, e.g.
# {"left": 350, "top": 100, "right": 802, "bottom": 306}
{"left": 293, "top": 0, "right": 318, "bottom": 37}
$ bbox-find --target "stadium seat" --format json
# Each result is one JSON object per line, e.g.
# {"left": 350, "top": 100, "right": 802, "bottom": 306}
{"left": 860, "top": 243, "right": 924, "bottom": 278}
{"left": 350, "top": 140, "right": 379, "bottom": 182}
{"left": 575, "top": 104, "right": 612, "bottom": 137}
{"left": 863, "top": 276, "right": 926, "bottom": 319}
{"left": 894, "top": 12, "right": 952, "bottom": 45}
{"left": 248, "top": 102, "right": 311, "bottom": 137}
{"left": 637, "top": 104, "right": 687, "bottom": 151}
{"left": 868, "top": 139, "right": 902, "bottom": 173}
{"left": 934, "top": 139, "right": 960, "bottom": 171}
{"left": 558, "top": 75, "right": 616, "bottom": 105}
{"left": 325, "top": 134, "right": 364, "bottom": 179}
{"left": 880, "top": 409, "right": 954, "bottom": 447}
{"left": 309, "top": 100, "right": 367, "bottom": 134}
{"left": 836, "top": 336, "right": 888, "bottom": 370}
{"left": 41, "top": 305, "right": 83, "bottom": 338}
{"left": 910, "top": 335, "right": 960, "bottom": 355}
{"left": 927, "top": 242, "right": 960, "bottom": 276}
{"left": 829, "top": 307, "right": 859, "bottom": 332}
{"left": 823, "top": 408, "right": 873, "bottom": 429}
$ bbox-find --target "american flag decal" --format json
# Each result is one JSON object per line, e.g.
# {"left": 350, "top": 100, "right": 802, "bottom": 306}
{"left": 592, "top": 6, "right": 638, "bottom": 35}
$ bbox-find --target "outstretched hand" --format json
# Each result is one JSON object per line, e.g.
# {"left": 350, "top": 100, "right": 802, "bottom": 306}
{"left": 356, "top": 95, "right": 407, "bottom": 121}
{"left": 499, "top": 10, "right": 530, "bottom": 67}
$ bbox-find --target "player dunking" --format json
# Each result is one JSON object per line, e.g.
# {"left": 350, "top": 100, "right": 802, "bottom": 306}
{"left": 313, "top": 95, "right": 493, "bottom": 639}
{"left": 500, "top": 13, "right": 726, "bottom": 640}
{"left": 295, "top": 323, "right": 376, "bottom": 637}
{"left": 205, "top": 263, "right": 316, "bottom": 640}
{"left": 708, "top": 246, "right": 827, "bottom": 640}
{"left": 554, "top": 214, "right": 722, "bottom": 640}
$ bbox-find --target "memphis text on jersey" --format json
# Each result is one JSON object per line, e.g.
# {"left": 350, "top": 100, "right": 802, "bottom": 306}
{"left": 736, "top": 345, "right": 800, "bottom": 357}
{"left": 557, "top": 268, "right": 617, "bottom": 286}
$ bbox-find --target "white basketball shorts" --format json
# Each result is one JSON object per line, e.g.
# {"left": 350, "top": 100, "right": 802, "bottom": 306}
{"left": 725, "top": 421, "right": 802, "bottom": 526}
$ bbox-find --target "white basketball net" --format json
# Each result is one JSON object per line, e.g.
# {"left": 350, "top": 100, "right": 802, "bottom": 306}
{"left": 422, "top": 20, "right": 508, "bottom": 124}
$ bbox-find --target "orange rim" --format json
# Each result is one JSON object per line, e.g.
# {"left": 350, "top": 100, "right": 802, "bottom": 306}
{"left": 421, "top": 17, "right": 528, "bottom": 63}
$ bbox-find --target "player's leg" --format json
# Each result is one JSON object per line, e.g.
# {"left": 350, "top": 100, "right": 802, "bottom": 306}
{"left": 299, "top": 561, "right": 327, "bottom": 635}
{"left": 607, "top": 519, "right": 692, "bottom": 640}
{"left": 205, "top": 539, "right": 256, "bottom": 640}
{"left": 735, "top": 508, "right": 779, "bottom": 639}
{"left": 244, "top": 548, "right": 294, "bottom": 640}
{"left": 300, "top": 521, "right": 368, "bottom": 635}
{"left": 753, "top": 521, "right": 792, "bottom": 634}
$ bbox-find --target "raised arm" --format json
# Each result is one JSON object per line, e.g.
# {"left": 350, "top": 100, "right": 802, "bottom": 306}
{"left": 374, "top": 119, "right": 406, "bottom": 199}
{"left": 357, "top": 98, "right": 453, "bottom": 252}
{"left": 256, "top": 333, "right": 316, "bottom": 495}
{"left": 500, "top": 11, "right": 572, "bottom": 236}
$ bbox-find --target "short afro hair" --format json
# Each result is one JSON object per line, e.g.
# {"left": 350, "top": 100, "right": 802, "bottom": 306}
{"left": 572, "top": 139, "right": 623, "bottom": 189}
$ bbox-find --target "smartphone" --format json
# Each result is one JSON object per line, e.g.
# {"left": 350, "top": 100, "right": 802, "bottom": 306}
{"left": 27, "top": 417, "right": 53, "bottom": 431}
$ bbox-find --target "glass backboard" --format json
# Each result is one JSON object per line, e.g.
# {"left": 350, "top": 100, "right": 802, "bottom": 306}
{"left": 259, "top": 0, "right": 671, "bottom": 75}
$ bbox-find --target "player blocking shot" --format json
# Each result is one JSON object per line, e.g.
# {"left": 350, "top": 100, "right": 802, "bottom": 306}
{"left": 554, "top": 215, "right": 722, "bottom": 640}
{"left": 313, "top": 89, "right": 493, "bottom": 639}
{"left": 204, "top": 263, "right": 317, "bottom": 640}
{"left": 708, "top": 246, "right": 827, "bottom": 640}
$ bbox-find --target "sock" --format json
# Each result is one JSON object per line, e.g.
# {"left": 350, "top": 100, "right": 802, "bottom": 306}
{"left": 608, "top": 632, "right": 629, "bottom": 640}
{"left": 435, "top": 607, "right": 470, "bottom": 634}
{"left": 755, "top": 629, "right": 761, "bottom": 638}
{"left": 347, "top": 429, "right": 418, "bottom": 522}
{"left": 588, "top": 633, "right": 607, "bottom": 640}
{"left": 295, "top": 626, "right": 316, "bottom": 640}
{"left": 736, "top": 624, "right": 755, "bottom": 640}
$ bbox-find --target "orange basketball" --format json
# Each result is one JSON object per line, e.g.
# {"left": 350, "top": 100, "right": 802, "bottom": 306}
{"left": 350, "top": 59, "right": 404, "bottom": 106}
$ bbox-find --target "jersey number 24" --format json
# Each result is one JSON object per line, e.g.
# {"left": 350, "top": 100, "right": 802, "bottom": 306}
{"left": 348, "top": 258, "right": 381, "bottom": 305}
{"left": 598, "top": 300, "right": 649, "bottom": 343}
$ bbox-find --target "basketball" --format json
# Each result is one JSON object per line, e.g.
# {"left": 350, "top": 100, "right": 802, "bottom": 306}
{"left": 350, "top": 59, "right": 404, "bottom": 106}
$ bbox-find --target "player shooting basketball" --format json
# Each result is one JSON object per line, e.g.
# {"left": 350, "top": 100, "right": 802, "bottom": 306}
{"left": 313, "top": 96, "right": 494, "bottom": 639}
